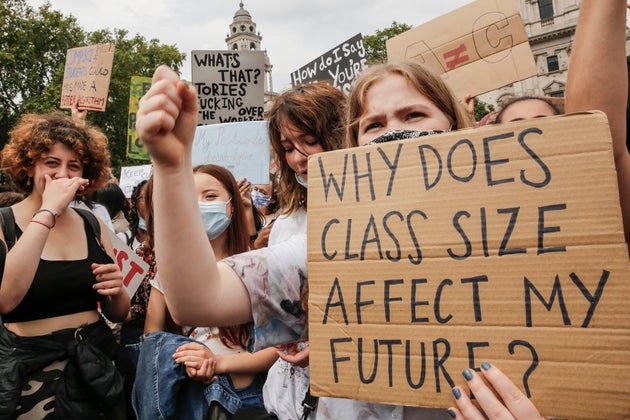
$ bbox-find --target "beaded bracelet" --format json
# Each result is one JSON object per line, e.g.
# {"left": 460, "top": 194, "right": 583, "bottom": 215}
{"left": 33, "top": 208, "right": 59, "bottom": 228}
{"left": 30, "top": 219, "right": 52, "bottom": 230}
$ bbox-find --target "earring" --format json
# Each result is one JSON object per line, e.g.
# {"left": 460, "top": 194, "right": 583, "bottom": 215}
{"left": 26, "top": 177, "right": 31, "bottom": 187}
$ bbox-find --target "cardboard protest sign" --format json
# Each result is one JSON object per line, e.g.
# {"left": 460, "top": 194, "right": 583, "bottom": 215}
{"left": 191, "top": 121, "right": 269, "bottom": 185}
{"left": 119, "top": 164, "right": 152, "bottom": 198}
{"left": 307, "top": 112, "right": 630, "bottom": 419}
{"left": 290, "top": 33, "right": 369, "bottom": 94}
{"left": 386, "top": 0, "right": 536, "bottom": 99}
{"left": 127, "top": 76, "right": 153, "bottom": 160}
{"left": 192, "top": 50, "right": 265, "bottom": 125}
{"left": 61, "top": 44, "right": 115, "bottom": 111}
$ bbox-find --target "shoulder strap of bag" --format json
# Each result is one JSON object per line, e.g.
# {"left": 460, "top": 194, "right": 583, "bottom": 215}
{"left": 0, "top": 207, "right": 16, "bottom": 250}
{"left": 74, "top": 207, "right": 105, "bottom": 251}
{"left": 300, "top": 387, "right": 318, "bottom": 420}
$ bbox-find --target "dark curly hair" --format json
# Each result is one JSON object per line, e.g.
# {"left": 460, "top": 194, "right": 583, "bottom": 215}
{"left": 1, "top": 112, "right": 111, "bottom": 194}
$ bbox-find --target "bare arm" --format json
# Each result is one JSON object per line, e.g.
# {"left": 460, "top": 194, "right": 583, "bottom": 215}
{"left": 214, "top": 346, "right": 278, "bottom": 375}
{"left": 135, "top": 66, "right": 252, "bottom": 327}
{"left": 144, "top": 286, "right": 167, "bottom": 333}
{"left": 0, "top": 176, "right": 87, "bottom": 313}
{"left": 565, "top": 0, "right": 630, "bottom": 243}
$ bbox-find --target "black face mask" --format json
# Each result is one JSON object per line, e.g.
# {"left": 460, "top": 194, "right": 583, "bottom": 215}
{"left": 367, "top": 129, "right": 446, "bottom": 145}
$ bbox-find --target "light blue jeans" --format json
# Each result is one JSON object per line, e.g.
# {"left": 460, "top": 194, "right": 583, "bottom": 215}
{"left": 132, "top": 331, "right": 264, "bottom": 420}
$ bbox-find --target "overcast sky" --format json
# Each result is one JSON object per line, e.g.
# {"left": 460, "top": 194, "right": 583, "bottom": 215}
{"left": 26, "top": 0, "right": 472, "bottom": 92}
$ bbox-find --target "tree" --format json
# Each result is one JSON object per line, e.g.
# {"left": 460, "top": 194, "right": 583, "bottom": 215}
{"left": 0, "top": 0, "right": 85, "bottom": 143}
{"left": 363, "top": 21, "right": 412, "bottom": 64}
{"left": 474, "top": 97, "right": 495, "bottom": 122}
{"left": 0, "top": 0, "right": 185, "bottom": 176}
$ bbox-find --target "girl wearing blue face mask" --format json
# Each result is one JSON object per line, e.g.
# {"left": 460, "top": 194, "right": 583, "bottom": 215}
{"left": 119, "top": 179, "right": 152, "bottom": 366}
{"left": 135, "top": 164, "right": 279, "bottom": 419}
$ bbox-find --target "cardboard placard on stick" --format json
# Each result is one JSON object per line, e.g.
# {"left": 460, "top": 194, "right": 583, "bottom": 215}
{"left": 386, "top": 0, "right": 536, "bottom": 99}
{"left": 61, "top": 44, "right": 115, "bottom": 111}
{"left": 192, "top": 50, "right": 265, "bottom": 125}
{"left": 307, "top": 112, "right": 630, "bottom": 419}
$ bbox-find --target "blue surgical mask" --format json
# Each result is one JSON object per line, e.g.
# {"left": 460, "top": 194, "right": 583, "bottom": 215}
{"left": 295, "top": 173, "right": 308, "bottom": 189}
{"left": 199, "top": 199, "right": 231, "bottom": 240}
{"left": 251, "top": 189, "right": 271, "bottom": 209}
{"left": 138, "top": 215, "right": 147, "bottom": 231}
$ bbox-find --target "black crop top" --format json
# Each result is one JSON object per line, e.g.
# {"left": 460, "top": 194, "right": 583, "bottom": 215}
{"left": 1, "top": 208, "right": 113, "bottom": 323}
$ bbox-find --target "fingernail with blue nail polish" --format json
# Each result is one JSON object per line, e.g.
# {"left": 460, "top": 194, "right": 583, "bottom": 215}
{"left": 462, "top": 369, "right": 473, "bottom": 381}
{"left": 448, "top": 408, "right": 457, "bottom": 418}
{"left": 452, "top": 387, "right": 461, "bottom": 400}
{"left": 481, "top": 361, "right": 491, "bottom": 371}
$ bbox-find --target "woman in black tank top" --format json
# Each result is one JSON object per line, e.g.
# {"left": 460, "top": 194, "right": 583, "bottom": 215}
{"left": 0, "top": 109, "right": 131, "bottom": 418}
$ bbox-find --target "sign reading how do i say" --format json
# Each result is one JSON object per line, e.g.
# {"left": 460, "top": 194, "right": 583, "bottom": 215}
{"left": 307, "top": 113, "right": 630, "bottom": 420}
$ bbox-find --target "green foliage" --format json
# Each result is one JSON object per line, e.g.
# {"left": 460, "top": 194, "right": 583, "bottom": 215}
{"left": 363, "top": 21, "right": 412, "bottom": 64}
{"left": 474, "top": 97, "right": 495, "bottom": 122}
{"left": 0, "top": 0, "right": 85, "bottom": 142}
{"left": 0, "top": 0, "right": 186, "bottom": 177}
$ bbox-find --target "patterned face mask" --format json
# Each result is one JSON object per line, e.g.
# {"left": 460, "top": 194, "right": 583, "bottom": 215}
{"left": 251, "top": 189, "right": 272, "bottom": 209}
{"left": 366, "top": 129, "right": 447, "bottom": 145}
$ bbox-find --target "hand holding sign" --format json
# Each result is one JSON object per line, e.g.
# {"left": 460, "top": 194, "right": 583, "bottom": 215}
{"left": 136, "top": 66, "right": 198, "bottom": 168}
{"left": 449, "top": 362, "right": 543, "bottom": 420}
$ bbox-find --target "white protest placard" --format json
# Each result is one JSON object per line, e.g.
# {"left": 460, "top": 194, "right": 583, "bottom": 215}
{"left": 119, "top": 164, "right": 152, "bottom": 198}
{"left": 386, "top": 0, "right": 537, "bottom": 99}
{"left": 308, "top": 112, "right": 630, "bottom": 419}
{"left": 192, "top": 50, "right": 265, "bottom": 125}
{"left": 72, "top": 201, "right": 148, "bottom": 298}
{"left": 191, "top": 120, "right": 270, "bottom": 185}
{"left": 108, "top": 230, "right": 148, "bottom": 298}
{"left": 291, "top": 33, "right": 368, "bottom": 95}
{"left": 61, "top": 44, "right": 115, "bottom": 111}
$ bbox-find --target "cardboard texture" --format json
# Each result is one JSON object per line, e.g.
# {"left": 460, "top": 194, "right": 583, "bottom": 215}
{"left": 191, "top": 50, "right": 265, "bottom": 125}
{"left": 61, "top": 44, "right": 115, "bottom": 111}
{"left": 386, "top": 0, "right": 537, "bottom": 100}
{"left": 307, "top": 112, "right": 630, "bottom": 419}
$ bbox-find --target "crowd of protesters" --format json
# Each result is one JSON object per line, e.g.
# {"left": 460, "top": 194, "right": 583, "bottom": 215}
{"left": 0, "top": 0, "right": 627, "bottom": 418}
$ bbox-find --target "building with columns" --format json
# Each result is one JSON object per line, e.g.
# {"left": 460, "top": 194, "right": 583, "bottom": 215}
{"left": 225, "top": 2, "right": 277, "bottom": 106}
{"left": 479, "top": 0, "right": 630, "bottom": 110}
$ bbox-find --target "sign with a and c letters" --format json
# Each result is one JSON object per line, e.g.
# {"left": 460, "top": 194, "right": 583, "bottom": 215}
{"left": 386, "top": 0, "right": 537, "bottom": 99}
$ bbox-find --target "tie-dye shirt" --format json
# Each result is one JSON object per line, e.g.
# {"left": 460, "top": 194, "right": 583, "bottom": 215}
{"left": 222, "top": 209, "right": 308, "bottom": 352}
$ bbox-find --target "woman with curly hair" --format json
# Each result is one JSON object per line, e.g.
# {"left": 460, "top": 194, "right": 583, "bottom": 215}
{"left": 0, "top": 111, "right": 130, "bottom": 418}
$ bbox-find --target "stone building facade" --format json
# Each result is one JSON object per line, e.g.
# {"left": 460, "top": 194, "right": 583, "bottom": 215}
{"left": 225, "top": 2, "right": 277, "bottom": 106}
{"left": 479, "top": 0, "right": 630, "bottom": 110}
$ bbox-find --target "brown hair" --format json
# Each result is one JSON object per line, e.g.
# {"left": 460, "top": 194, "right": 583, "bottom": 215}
{"left": 192, "top": 164, "right": 251, "bottom": 348}
{"left": 346, "top": 61, "right": 473, "bottom": 147}
{"left": 267, "top": 82, "right": 346, "bottom": 214}
{"left": 494, "top": 96, "right": 562, "bottom": 123}
{"left": 2, "top": 112, "right": 110, "bottom": 194}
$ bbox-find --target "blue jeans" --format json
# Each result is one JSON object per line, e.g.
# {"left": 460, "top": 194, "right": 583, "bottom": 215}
{"left": 132, "top": 331, "right": 264, "bottom": 420}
